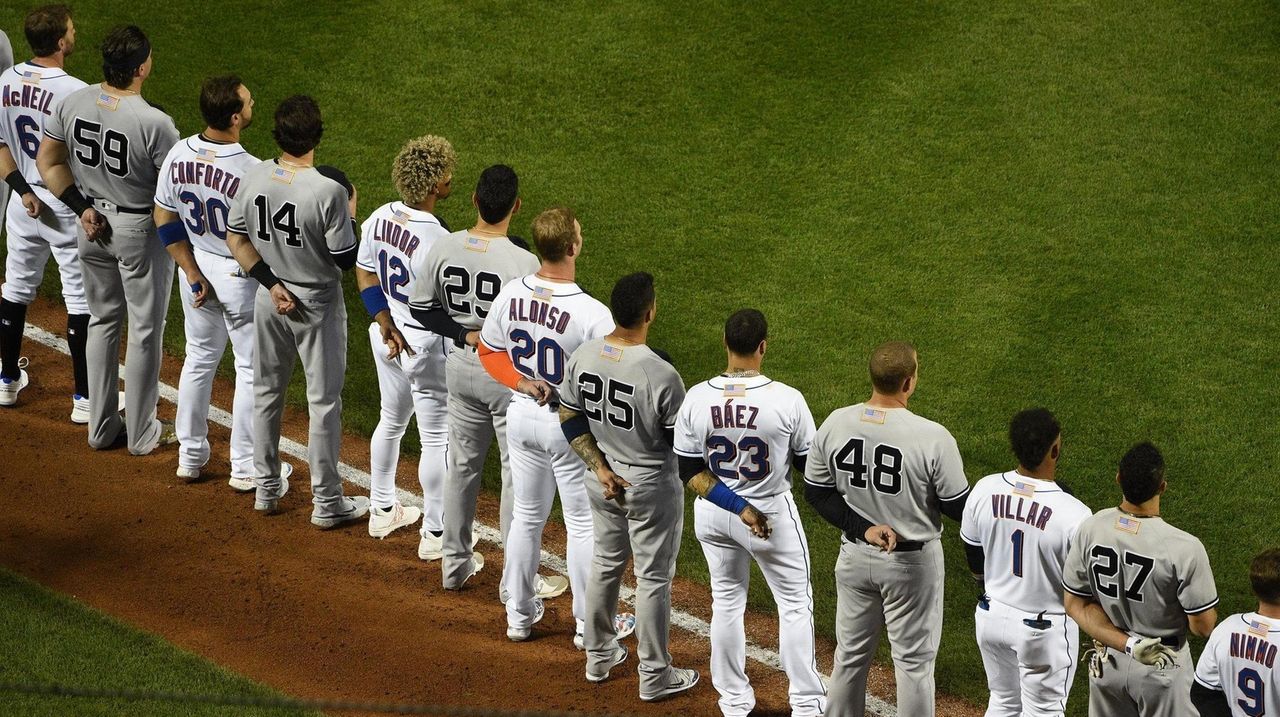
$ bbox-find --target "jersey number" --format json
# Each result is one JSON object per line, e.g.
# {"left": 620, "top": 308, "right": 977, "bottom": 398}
{"left": 832, "top": 438, "right": 904, "bottom": 495}
{"left": 1237, "top": 668, "right": 1265, "bottom": 717}
{"left": 1089, "top": 546, "right": 1156, "bottom": 601}
{"left": 440, "top": 266, "right": 501, "bottom": 320}
{"left": 377, "top": 250, "right": 409, "bottom": 303}
{"left": 179, "top": 191, "right": 229, "bottom": 240}
{"left": 71, "top": 119, "right": 129, "bottom": 177}
{"left": 14, "top": 115, "right": 40, "bottom": 160}
{"left": 706, "top": 435, "right": 771, "bottom": 482}
{"left": 1011, "top": 529, "right": 1025, "bottom": 578}
{"left": 509, "top": 329, "right": 564, "bottom": 384}
{"left": 578, "top": 373, "right": 635, "bottom": 430}
{"left": 252, "top": 195, "right": 302, "bottom": 247}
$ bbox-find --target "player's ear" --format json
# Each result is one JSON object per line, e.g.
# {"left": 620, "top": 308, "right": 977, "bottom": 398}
{"left": 511, "top": 197, "right": 521, "bottom": 216}
{"left": 472, "top": 192, "right": 479, "bottom": 209}
{"left": 757, "top": 339, "right": 767, "bottom": 357}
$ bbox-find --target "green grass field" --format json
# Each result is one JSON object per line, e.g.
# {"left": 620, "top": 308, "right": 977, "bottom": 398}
{"left": 4, "top": 1, "right": 1279, "bottom": 713}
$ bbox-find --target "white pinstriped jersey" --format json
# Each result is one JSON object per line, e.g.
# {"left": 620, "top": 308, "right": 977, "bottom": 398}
{"left": 960, "top": 472, "right": 1092, "bottom": 614}
{"left": 0, "top": 61, "right": 85, "bottom": 186}
{"left": 357, "top": 202, "right": 450, "bottom": 334}
{"left": 673, "top": 374, "right": 816, "bottom": 501}
{"left": 1195, "top": 612, "right": 1280, "bottom": 716}
{"left": 154, "top": 135, "right": 260, "bottom": 257}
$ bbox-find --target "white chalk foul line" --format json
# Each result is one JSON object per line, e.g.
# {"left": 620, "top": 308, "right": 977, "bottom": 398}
{"left": 24, "top": 322, "right": 896, "bottom": 716}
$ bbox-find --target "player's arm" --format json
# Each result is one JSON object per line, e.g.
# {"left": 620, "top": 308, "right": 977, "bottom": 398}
{"left": 226, "top": 229, "right": 295, "bottom": 316}
{"left": 477, "top": 341, "right": 553, "bottom": 405}
{"left": 409, "top": 303, "right": 476, "bottom": 348}
{"left": 1063, "top": 593, "right": 1131, "bottom": 651}
{"left": 35, "top": 135, "right": 106, "bottom": 241}
{"left": 803, "top": 482, "right": 896, "bottom": 551}
{"left": 154, "top": 206, "right": 209, "bottom": 308}
{"left": 1186, "top": 608, "right": 1218, "bottom": 638}
{"left": 0, "top": 144, "right": 41, "bottom": 217}
{"left": 677, "top": 455, "right": 771, "bottom": 539}
{"left": 934, "top": 432, "right": 971, "bottom": 522}
{"left": 559, "top": 404, "right": 630, "bottom": 500}
{"left": 1189, "top": 683, "right": 1231, "bottom": 717}
{"left": 355, "top": 266, "right": 413, "bottom": 359}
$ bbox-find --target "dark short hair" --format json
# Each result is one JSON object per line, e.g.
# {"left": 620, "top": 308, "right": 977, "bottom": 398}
{"left": 199, "top": 75, "right": 244, "bottom": 131}
{"left": 475, "top": 165, "right": 518, "bottom": 224}
{"left": 1009, "top": 408, "right": 1061, "bottom": 471}
{"left": 869, "top": 341, "right": 917, "bottom": 394}
{"left": 610, "top": 272, "right": 655, "bottom": 329}
{"left": 724, "top": 309, "right": 767, "bottom": 356}
{"left": 1250, "top": 548, "right": 1280, "bottom": 604}
{"left": 24, "top": 4, "right": 71, "bottom": 57}
{"left": 1118, "top": 442, "right": 1165, "bottom": 504}
{"left": 101, "top": 25, "right": 149, "bottom": 90}
{"left": 271, "top": 95, "right": 322, "bottom": 156}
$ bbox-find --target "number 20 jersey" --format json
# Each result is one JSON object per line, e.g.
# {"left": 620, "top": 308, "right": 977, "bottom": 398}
{"left": 673, "top": 374, "right": 816, "bottom": 501}
{"left": 357, "top": 202, "right": 449, "bottom": 333}
{"left": 155, "top": 135, "right": 260, "bottom": 257}
{"left": 0, "top": 62, "right": 85, "bottom": 187}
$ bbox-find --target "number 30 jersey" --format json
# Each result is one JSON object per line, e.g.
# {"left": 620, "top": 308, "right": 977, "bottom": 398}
{"left": 155, "top": 134, "right": 260, "bottom": 257}
{"left": 409, "top": 231, "right": 539, "bottom": 332}
{"left": 0, "top": 62, "right": 86, "bottom": 187}
{"left": 479, "top": 274, "right": 614, "bottom": 390}
{"left": 674, "top": 374, "right": 815, "bottom": 501}
{"left": 1195, "top": 612, "right": 1280, "bottom": 716}
{"left": 357, "top": 202, "right": 449, "bottom": 333}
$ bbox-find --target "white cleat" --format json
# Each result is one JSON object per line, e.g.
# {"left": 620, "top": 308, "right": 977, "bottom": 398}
{"left": 446, "top": 553, "right": 485, "bottom": 591}
{"left": 176, "top": 465, "right": 201, "bottom": 482}
{"left": 506, "top": 597, "right": 545, "bottom": 642}
{"left": 575, "top": 613, "right": 636, "bottom": 651}
{"left": 536, "top": 574, "right": 569, "bottom": 600}
{"left": 311, "top": 495, "right": 371, "bottom": 529}
{"left": 231, "top": 462, "right": 291, "bottom": 493}
{"left": 254, "top": 473, "right": 290, "bottom": 514}
{"left": 368, "top": 502, "right": 423, "bottom": 539}
{"left": 0, "top": 368, "right": 29, "bottom": 407}
{"left": 419, "top": 530, "right": 478, "bottom": 561}
{"left": 640, "top": 667, "right": 700, "bottom": 702}
{"left": 70, "top": 394, "right": 89, "bottom": 424}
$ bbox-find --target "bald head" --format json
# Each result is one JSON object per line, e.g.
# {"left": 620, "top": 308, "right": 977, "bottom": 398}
{"left": 869, "top": 341, "right": 917, "bottom": 394}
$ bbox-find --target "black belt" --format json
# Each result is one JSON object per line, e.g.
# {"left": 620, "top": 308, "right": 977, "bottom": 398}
{"left": 1160, "top": 636, "right": 1186, "bottom": 649}
{"left": 856, "top": 537, "right": 925, "bottom": 552}
{"left": 92, "top": 197, "right": 150, "bottom": 214}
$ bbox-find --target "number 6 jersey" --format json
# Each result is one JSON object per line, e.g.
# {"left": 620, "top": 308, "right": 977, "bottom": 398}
{"left": 0, "top": 61, "right": 86, "bottom": 192}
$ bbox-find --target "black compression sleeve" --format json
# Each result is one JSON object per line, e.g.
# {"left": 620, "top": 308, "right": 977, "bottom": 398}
{"left": 792, "top": 453, "right": 808, "bottom": 475}
{"left": 663, "top": 427, "right": 674, "bottom": 447}
{"left": 331, "top": 243, "right": 358, "bottom": 270}
{"left": 939, "top": 491, "right": 968, "bottom": 522}
{"left": 1190, "top": 683, "right": 1232, "bottom": 717}
{"left": 964, "top": 542, "right": 986, "bottom": 577}
{"left": 59, "top": 185, "right": 92, "bottom": 216}
{"left": 247, "top": 260, "right": 280, "bottom": 290}
{"left": 678, "top": 455, "right": 707, "bottom": 485}
{"left": 410, "top": 305, "right": 468, "bottom": 344}
{"left": 5, "top": 170, "right": 32, "bottom": 196}
{"left": 803, "top": 482, "right": 874, "bottom": 540}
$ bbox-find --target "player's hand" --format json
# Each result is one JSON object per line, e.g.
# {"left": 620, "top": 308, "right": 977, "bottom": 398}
{"left": 269, "top": 283, "right": 297, "bottom": 315}
{"left": 188, "top": 271, "right": 210, "bottom": 309}
{"left": 20, "top": 192, "right": 42, "bottom": 218}
{"left": 378, "top": 317, "right": 416, "bottom": 359}
{"left": 739, "top": 504, "right": 771, "bottom": 539}
{"left": 1125, "top": 635, "right": 1177, "bottom": 669}
{"left": 864, "top": 524, "right": 897, "bottom": 552}
{"left": 81, "top": 208, "right": 112, "bottom": 244}
{"left": 517, "top": 377, "right": 554, "bottom": 406}
{"left": 464, "top": 330, "right": 480, "bottom": 348}
{"left": 597, "top": 467, "right": 632, "bottom": 501}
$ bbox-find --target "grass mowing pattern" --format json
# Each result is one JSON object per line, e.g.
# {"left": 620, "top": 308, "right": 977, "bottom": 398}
{"left": 3, "top": 1, "right": 1278, "bottom": 711}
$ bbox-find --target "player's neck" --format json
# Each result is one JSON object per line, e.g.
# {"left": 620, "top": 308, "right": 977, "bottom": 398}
{"left": 202, "top": 126, "right": 239, "bottom": 145}
{"left": 1014, "top": 464, "right": 1055, "bottom": 482}
{"left": 866, "top": 390, "right": 909, "bottom": 409}
{"left": 1119, "top": 496, "right": 1160, "bottom": 518}
{"left": 724, "top": 353, "right": 762, "bottom": 377}
{"left": 471, "top": 218, "right": 509, "bottom": 237}
{"left": 101, "top": 79, "right": 143, "bottom": 95}
{"left": 30, "top": 54, "right": 66, "bottom": 70}
{"left": 608, "top": 325, "right": 648, "bottom": 346}
{"left": 409, "top": 197, "right": 437, "bottom": 214}
{"left": 537, "top": 260, "right": 575, "bottom": 284}
{"left": 279, "top": 151, "right": 314, "bottom": 168}
{"left": 1258, "top": 602, "right": 1280, "bottom": 620}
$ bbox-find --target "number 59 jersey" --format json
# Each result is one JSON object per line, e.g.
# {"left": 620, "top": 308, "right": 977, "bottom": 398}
{"left": 357, "top": 202, "right": 449, "bottom": 332}
{"left": 0, "top": 62, "right": 86, "bottom": 186}
{"left": 1195, "top": 613, "right": 1280, "bottom": 717}
{"left": 409, "top": 231, "right": 539, "bottom": 332}
{"left": 673, "top": 374, "right": 816, "bottom": 501}
{"left": 155, "top": 135, "right": 260, "bottom": 257}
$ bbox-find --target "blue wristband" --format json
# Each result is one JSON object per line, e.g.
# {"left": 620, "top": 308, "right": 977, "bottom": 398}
{"left": 157, "top": 221, "right": 189, "bottom": 247}
{"left": 360, "top": 285, "right": 390, "bottom": 318}
{"left": 706, "top": 481, "right": 749, "bottom": 515}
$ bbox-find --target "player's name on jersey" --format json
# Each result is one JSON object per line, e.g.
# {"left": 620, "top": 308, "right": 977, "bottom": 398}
{"left": 989, "top": 493, "right": 1054, "bottom": 531}
{"left": 508, "top": 296, "right": 572, "bottom": 334}
{"left": 2, "top": 83, "right": 55, "bottom": 113}
{"left": 711, "top": 400, "right": 760, "bottom": 430}
{"left": 369, "top": 216, "right": 422, "bottom": 256}
{"left": 167, "top": 159, "right": 243, "bottom": 198}
{"left": 1231, "top": 630, "right": 1278, "bottom": 668}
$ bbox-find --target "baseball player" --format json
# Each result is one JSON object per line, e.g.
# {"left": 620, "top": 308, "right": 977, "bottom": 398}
{"left": 960, "top": 408, "right": 1093, "bottom": 717}
{"left": 407, "top": 165, "right": 565, "bottom": 599}
{"left": 0, "top": 5, "right": 89, "bottom": 417}
{"left": 153, "top": 74, "right": 294, "bottom": 490}
{"left": 224, "top": 95, "right": 375, "bottom": 527}
{"left": 478, "top": 206, "right": 633, "bottom": 644}
{"left": 1063, "top": 441, "right": 1219, "bottom": 717}
{"left": 804, "top": 340, "right": 971, "bottom": 717}
{"left": 36, "top": 24, "right": 179, "bottom": 454}
{"left": 0, "top": 27, "right": 12, "bottom": 229}
{"left": 674, "top": 308, "right": 826, "bottom": 717}
{"left": 559, "top": 271, "right": 698, "bottom": 699}
{"left": 353, "top": 135, "right": 457, "bottom": 541}
{"left": 1192, "top": 547, "right": 1280, "bottom": 717}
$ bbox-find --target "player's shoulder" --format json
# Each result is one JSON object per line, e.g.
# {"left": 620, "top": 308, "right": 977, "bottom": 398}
{"left": 634, "top": 345, "right": 683, "bottom": 384}
{"left": 971, "top": 472, "right": 1011, "bottom": 498}
{"left": 1207, "top": 612, "right": 1250, "bottom": 644}
{"left": 896, "top": 408, "right": 957, "bottom": 439}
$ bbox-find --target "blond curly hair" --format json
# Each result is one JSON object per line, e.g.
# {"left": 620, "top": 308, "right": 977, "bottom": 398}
{"left": 391, "top": 135, "right": 457, "bottom": 205}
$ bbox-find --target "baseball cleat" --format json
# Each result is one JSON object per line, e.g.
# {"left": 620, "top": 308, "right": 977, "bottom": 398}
{"left": 639, "top": 667, "right": 699, "bottom": 702}
{"left": 418, "top": 530, "right": 478, "bottom": 561}
{"left": 575, "top": 613, "right": 636, "bottom": 651}
{"left": 368, "top": 502, "right": 422, "bottom": 539}
{"left": 254, "top": 474, "right": 290, "bottom": 514}
{"left": 231, "top": 462, "right": 291, "bottom": 493}
{"left": 506, "top": 598, "right": 545, "bottom": 642}
{"left": 70, "top": 394, "right": 89, "bottom": 424}
{"left": 586, "top": 644, "right": 629, "bottom": 683}
{"left": 446, "top": 553, "right": 485, "bottom": 590}
{"left": 0, "top": 368, "right": 30, "bottom": 407}
{"left": 176, "top": 465, "right": 201, "bottom": 482}
{"left": 156, "top": 419, "right": 179, "bottom": 447}
{"left": 536, "top": 574, "right": 569, "bottom": 600}
{"left": 311, "top": 495, "right": 371, "bottom": 529}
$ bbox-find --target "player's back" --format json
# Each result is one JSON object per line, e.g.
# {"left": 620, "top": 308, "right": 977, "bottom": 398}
{"left": 228, "top": 161, "right": 352, "bottom": 296}
{"left": 812, "top": 404, "right": 969, "bottom": 543}
{"left": 155, "top": 135, "right": 260, "bottom": 257}
{"left": 480, "top": 274, "right": 614, "bottom": 390}
{"left": 563, "top": 339, "right": 684, "bottom": 475}
{"left": 410, "top": 230, "right": 539, "bottom": 331}
{"left": 358, "top": 201, "right": 449, "bottom": 333}
{"left": 674, "top": 375, "right": 814, "bottom": 501}
{"left": 1064, "top": 507, "right": 1219, "bottom": 640}
{"left": 961, "top": 472, "right": 1092, "bottom": 613}
{"left": 0, "top": 62, "right": 85, "bottom": 184}
{"left": 46, "top": 84, "right": 178, "bottom": 208}
{"left": 1196, "top": 613, "right": 1280, "bottom": 716}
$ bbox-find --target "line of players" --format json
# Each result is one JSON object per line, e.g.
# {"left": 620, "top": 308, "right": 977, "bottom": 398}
{"left": 0, "top": 8, "right": 1275, "bottom": 717}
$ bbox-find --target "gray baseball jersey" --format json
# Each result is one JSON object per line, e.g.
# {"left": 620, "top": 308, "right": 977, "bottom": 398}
{"left": 45, "top": 84, "right": 178, "bottom": 208}
{"left": 560, "top": 338, "right": 686, "bottom": 477}
{"left": 804, "top": 404, "right": 970, "bottom": 543}
{"left": 0, "top": 62, "right": 87, "bottom": 184}
{"left": 226, "top": 161, "right": 355, "bottom": 298}
{"left": 1063, "top": 507, "right": 1219, "bottom": 639}
{"left": 407, "top": 231, "right": 539, "bottom": 331}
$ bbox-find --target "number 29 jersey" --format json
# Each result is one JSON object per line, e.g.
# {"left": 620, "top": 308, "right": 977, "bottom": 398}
{"left": 1195, "top": 613, "right": 1280, "bottom": 717}
{"left": 154, "top": 135, "right": 260, "bottom": 257}
{"left": 408, "top": 231, "right": 539, "bottom": 332}
{"left": 357, "top": 201, "right": 449, "bottom": 333}
{"left": 673, "top": 374, "right": 816, "bottom": 501}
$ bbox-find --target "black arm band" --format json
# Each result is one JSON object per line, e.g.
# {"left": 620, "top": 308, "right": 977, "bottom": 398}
{"left": 939, "top": 491, "right": 968, "bottom": 522}
{"left": 1190, "top": 682, "right": 1232, "bottom": 717}
{"left": 331, "top": 243, "right": 358, "bottom": 270}
{"left": 248, "top": 260, "right": 281, "bottom": 290}
{"left": 5, "top": 170, "right": 33, "bottom": 197}
{"left": 678, "top": 455, "right": 708, "bottom": 485}
{"left": 964, "top": 542, "right": 986, "bottom": 577}
{"left": 59, "top": 185, "right": 92, "bottom": 217}
{"left": 410, "top": 305, "right": 468, "bottom": 345}
{"left": 803, "top": 482, "right": 874, "bottom": 539}
{"left": 791, "top": 453, "right": 808, "bottom": 475}
{"left": 560, "top": 413, "right": 591, "bottom": 444}
{"left": 663, "top": 427, "right": 674, "bottom": 447}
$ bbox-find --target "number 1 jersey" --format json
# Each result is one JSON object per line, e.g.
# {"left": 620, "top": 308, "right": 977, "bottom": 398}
{"left": 357, "top": 201, "right": 449, "bottom": 333}
{"left": 155, "top": 135, "right": 260, "bottom": 257}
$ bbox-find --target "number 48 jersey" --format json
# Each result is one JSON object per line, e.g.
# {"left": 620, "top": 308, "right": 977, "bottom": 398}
{"left": 673, "top": 374, "right": 816, "bottom": 501}
{"left": 0, "top": 62, "right": 86, "bottom": 186}
{"left": 155, "top": 135, "right": 260, "bottom": 257}
{"left": 357, "top": 201, "right": 449, "bottom": 332}
{"left": 1195, "top": 613, "right": 1280, "bottom": 717}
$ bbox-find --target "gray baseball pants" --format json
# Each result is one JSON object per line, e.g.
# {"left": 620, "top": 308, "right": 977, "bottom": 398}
{"left": 1088, "top": 644, "right": 1194, "bottom": 717}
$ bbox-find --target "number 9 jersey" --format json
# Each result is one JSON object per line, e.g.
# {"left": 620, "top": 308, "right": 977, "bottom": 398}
{"left": 1195, "top": 613, "right": 1279, "bottom": 717}
{"left": 155, "top": 136, "right": 260, "bottom": 257}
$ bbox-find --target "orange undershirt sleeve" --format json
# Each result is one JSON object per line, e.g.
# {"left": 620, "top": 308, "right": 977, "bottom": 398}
{"left": 478, "top": 341, "right": 524, "bottom": 390}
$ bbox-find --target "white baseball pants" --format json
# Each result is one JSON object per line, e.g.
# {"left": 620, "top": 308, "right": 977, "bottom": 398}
{"left": 976, "top": 598, "right": 1080, "bottom": 717}
{"left": 2, "top": 187, "right": 86, "bottom": 313}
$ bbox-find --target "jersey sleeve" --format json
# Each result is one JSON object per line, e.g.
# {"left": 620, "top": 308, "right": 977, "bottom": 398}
{"left": 153, "top": 147, "right": 179, "bottom": 210}
{"left": 672, "top": 393, "right": 702, "bottom": 458}
{"left": 1062, "top": 527, "right": 1094, "bottom": 598}
{"left": 652, "top": 364, "right": 686, "bottom": 429}
{"left": 959, "top": 480, "right": 983, "bottom": 546}
{"left": 802, "top": 420, "right": 836, "bottom": 488}
{"left": 790, "top": 393, "right": 817, "bottom": 456}
{"left": 323, "top": 183, "right": 356, "bottom": 252}
{"left": 559, "top": 351, "right": 583, "bottom": 412}
{"left": 478, "top": 285, "right": 510, "bottom": 351}
{"left": 1178, "top": 539, "right": 1220, "bottom": 615}
{"left": 227, "top": 183, "right": 249, "bottom": 235}
{"left": 148, "top": 113, "right": 180, "bottom": 170}
{"left": 588, "top": 304, "right": 615, "bottom": 341}
{"left": 933, "top": 430, "right": 971, "bottom": 502}
{"left": 357, "top": 216, "right": 377, "bottom": 272}
{"left": 407, "top": 243, "right": 441, "bottom": 309}
{"left": 44, "top": 98, "right": 66, "bottom": 141}
{"left": 1193, "top": 626, "right": 1226, "bottom": 691}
